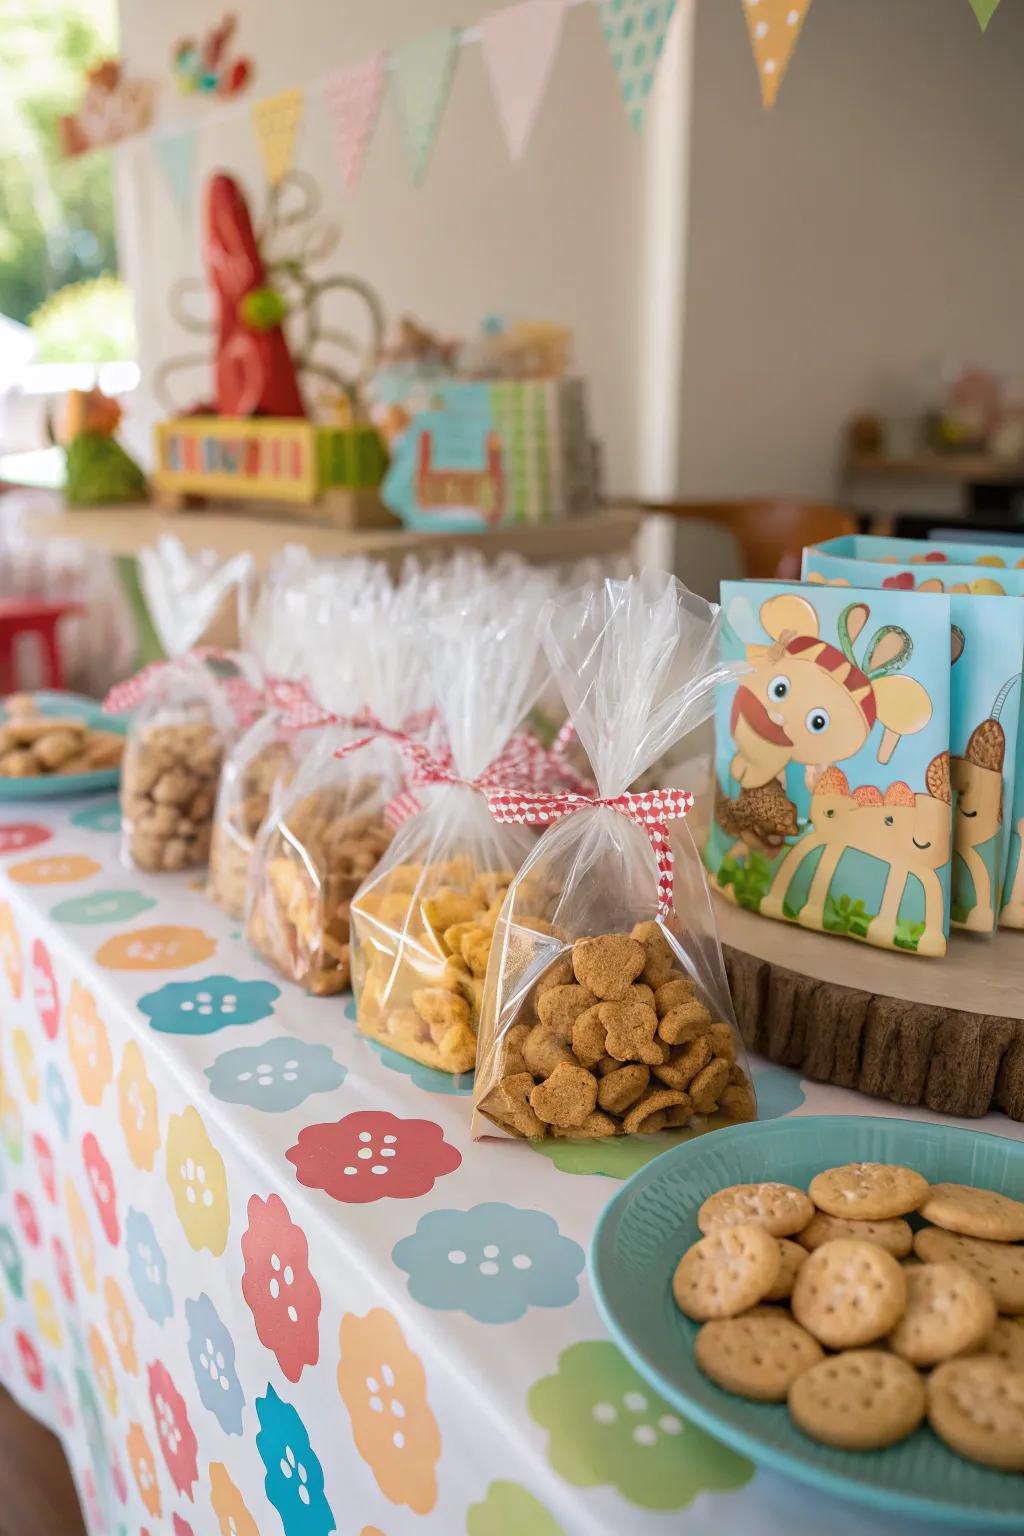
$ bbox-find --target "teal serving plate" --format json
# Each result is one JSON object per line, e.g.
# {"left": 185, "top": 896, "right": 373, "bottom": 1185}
{"left": 0, "top": 691, "right": 126, "bottom": 800}
{"left": 591, "top": 1115, "right": 1024, "bottom": 1528}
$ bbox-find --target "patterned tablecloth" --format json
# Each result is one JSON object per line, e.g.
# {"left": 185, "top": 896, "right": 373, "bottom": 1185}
{"left": 0, "top": 794, "right": 1021, "bottom": 1536}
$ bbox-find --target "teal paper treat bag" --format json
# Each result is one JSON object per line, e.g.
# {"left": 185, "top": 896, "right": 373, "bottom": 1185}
{"left": 706, "top": 581, "right": 952, "bottom": 957}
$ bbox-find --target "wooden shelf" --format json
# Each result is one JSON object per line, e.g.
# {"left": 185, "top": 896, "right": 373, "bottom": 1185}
{"left": 847, "top": 451, "right": 1024, "bottom": 485}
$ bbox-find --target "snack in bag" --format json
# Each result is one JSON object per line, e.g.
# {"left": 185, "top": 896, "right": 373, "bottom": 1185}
{"left": 349, "top": 568, "right": 556, "bottom": 1074}
{"left": 473, "top": 571, "right": 756, "bottom": 1139}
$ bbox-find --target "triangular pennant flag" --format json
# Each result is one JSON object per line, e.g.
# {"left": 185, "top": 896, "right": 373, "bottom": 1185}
{"left": 152, "top": 128, "right": 197, "bottom": 222}
{"left": 479, "top": 0, "right": 567, "bottom": 162}
{"left": 391, "top": 27, "right": 459, "bottom": 184}
{"left": 324, "top": 53, "right": 387, "bottom": 192}
{"left": 251, "top": 87, "right": 304, "bottom": 186}
{"left": 968, "top": 0, "right": 1001, "bottom": 29}
{"left": 741, "top": 0, "right": 814, "bottom": 109}
{"left": 598, "top": 0, "right": 676, "bottom": 132}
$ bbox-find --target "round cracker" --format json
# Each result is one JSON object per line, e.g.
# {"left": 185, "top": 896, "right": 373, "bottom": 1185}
{"left": 764, "top": 1239, "right": 807, "bottom": 1302}
{"left": 672, "top": 1223, "right": 780, "bottom": 1321}
{"left": 791, "top": 1238, "right": 907, "bottom": 1348}
{"left": 697, "top": 1182, "right": 814, "bottom": 1238}
{"left": 914, "top": 1225, "right": 1024, "bottom": 1314}
{"left": 919, "top": 1182, "right": 1024, "bottom": 1242}
{"left": 887, "top": 1261, "right": 996, "bottom": 1367}
{"left": 788, "top": 1350, "right": 926, "bottom": 1450}
{"left": 927, "top": 1356, "right": 1024, "bottom": 1472}
{"left": 975, "top": 1317, "right": 1024, "bottom": 1371}
{"left": 808, "top": 1162, "right": 928, "bottom": 1221}
{"left": 696, "top": 1311, "right": 823, "bottom": 1402}
{"left": 796, "top": 1210, "right": 912, "bottom": 1258}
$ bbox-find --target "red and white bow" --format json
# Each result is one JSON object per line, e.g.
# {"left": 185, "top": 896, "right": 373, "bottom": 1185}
{"left": 103, "top": 651, "right": 264, "bottom": 730}
{"left": 486, "top": 786, "right": 694, "bottom": 917}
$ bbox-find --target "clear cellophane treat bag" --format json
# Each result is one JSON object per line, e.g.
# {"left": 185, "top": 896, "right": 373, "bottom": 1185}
{"left": 349, "top": 568, "right": 556, "bottom": 1074}
{"left": 111, "top": 537, "right": 255, "bottom": 873}
{"left": 473, "top": 570, "right": 756, "bottom": 1141}
{"left": 244, "top": 562, "right": 412, "bottom": 995}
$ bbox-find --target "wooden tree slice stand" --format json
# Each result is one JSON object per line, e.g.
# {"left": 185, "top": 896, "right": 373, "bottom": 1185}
{"left": 715, "top": 895, "right": 1024, "bottom": 1123}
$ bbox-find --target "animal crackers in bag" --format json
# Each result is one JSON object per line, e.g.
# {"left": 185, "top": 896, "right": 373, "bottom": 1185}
{"left": 474, "top": 571, "right": 755, "bottom": 1140}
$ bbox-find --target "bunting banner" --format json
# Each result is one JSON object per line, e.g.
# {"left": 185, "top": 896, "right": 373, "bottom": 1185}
{"left": 324, "top": 52, "right": 387, "bottom": 192}
{"left": 479, "top": 0, "right": 567, "bottom": 161}
{"left": 152, "top": 127, "right": 197, "bottom": 221}
{"left": 598, "top": 0, "right": 676, "bottom": 131}
{"left": 742, "top": 0, "right": 814, "bottom": 110}
{"left": 968, "top": 0, "right": 1001, "bottom": 29}
{"left": 251, "top": 87, "right": 305, "bottom": 186}
{"left": 392, "top": 27, "right": 459, "bottom": 184}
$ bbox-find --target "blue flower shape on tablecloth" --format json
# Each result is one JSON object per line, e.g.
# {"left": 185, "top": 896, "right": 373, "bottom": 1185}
{"left": 0, "top": 1225, "right": 23, "bottom": 1298}
{"left": 139, "top": 974, "right": 279, "bottom": 1035}
{"left": 71, "top": 798, "right": 120, "bottom": 833}
{"left": 256, "top": 1384, "right": 335, "bottom": 1536}
{"left": 125, "top": 1207, "right": 173, "bottom": 1325}
{"left": 44, "top": 1064, "right": 72, "bottom": 1141}
{"left": 185, "top": 1292, "right": 244, "bottom": 1434}
{"left": 205, "top": 1037, "right": 345, "bottom": 1113}
{"left": 364, "top": 1037, "right": 475, "bottom": 1096}
{"left": 751, "top": 1065, "right": 806, "bottom": 1119}
{"left": 392, "top": 1203, "right": 585, "bottom": 1324}
{"left": 51, "top": 889, "right": 156, "bottom": 925}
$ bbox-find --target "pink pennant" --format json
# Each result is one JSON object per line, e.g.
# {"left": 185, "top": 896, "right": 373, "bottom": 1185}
{"left": 479, "top": 0, "right": 567, "bottom": 162}
{"left": 324, "top": 52, "right": 387, "bottom": 192}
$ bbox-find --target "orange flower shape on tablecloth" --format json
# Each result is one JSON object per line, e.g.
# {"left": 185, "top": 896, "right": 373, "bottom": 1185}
{"left": 30, "top": 1279, "right": 62, "bottom": 1348}
{"left": 127, "top": 1420, "right": 162, "bottom": 1519}
{"left": 12, "top": 1029, "right": 39, "bottom": 1103}
{"left": 165, "top": 1106, "right": 229, "bottom": 1255}
{"left": 209, "top": 1461, "right": 260, "bottom": 1536}
{"left": 89, "top": 1323, "right": 118, "bottom": 1417}
{"left": 0, "top": 900, "right": 22, "bottom": 997}
{"left": 117, "top": 1040, "right": 160, "bottom": 1171}
{"left": 337, "top": 1307, "right": 441, "bottom": 1515}
{"left": 8, "top": 853, "right": 100, "bottom": 884}
{"left": 96, "top": 925, "right": 216, "bottom": 971}
{"left": 105, "top": 1274, "right": 138, "bottom": 1374}
{"left": 67, "top": 980, "right": 113, "bottom": 1106}
{"left": 65, "top": 1175, "right": 97, "bottom": 1293}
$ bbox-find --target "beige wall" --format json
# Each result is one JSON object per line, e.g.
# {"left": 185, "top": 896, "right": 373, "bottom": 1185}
{"left": 678, "top": 0, "right": 1024, "bottom": 501}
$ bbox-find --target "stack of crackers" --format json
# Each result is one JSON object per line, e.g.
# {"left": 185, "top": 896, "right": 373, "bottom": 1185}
{"left": 673, "top": 1162, "right": 1024, "bottom": 1473}
{"left": 0, "top": 693, "right": 123, "bottom": 779}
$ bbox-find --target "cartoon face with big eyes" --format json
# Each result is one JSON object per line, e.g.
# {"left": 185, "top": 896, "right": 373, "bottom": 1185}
{"left": 730, "top": 595, "right": 933, "bottom": 790}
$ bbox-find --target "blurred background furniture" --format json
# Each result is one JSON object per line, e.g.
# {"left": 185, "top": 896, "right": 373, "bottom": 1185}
{"left": 0, "top": 596, "right": 81, "bottom": 692}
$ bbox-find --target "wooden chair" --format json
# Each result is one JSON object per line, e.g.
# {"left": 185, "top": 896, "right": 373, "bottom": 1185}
{"left": 638, "top": 499, "right": 858, "bottom": 580}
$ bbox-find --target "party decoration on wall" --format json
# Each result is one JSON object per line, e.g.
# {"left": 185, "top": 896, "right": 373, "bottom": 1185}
{"left": 251, "top": 88, "right": 305, "bottom": 187}
{"left": 391, "top": 28, "right": 459, "bottom": 184}
{"left": 968, "top": 0, "right": 1002, "bottom": 29}
{"left": 173, "top": 13, "right": 253, "bottom": 98}
{"left": 58, "top": 60, "right": 156, "bottom": 157}
{"left": 153, "top": 129, "right": 198, "bottom": 223}
{"left": 741, "top": 0, "right": 815, "bottom": 109}
{"left": 598, "top": 0, "right": 676, "bottom": 131}
{"left": 480, "top": 0, "right": 567, "bottom": 161}
{"left": 324, "top": 53, "right": 387, "bottom": 192}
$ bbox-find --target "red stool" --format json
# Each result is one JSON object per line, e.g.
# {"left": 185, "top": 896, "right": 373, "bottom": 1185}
{"left": 0, "top": 598, "right": 82, "bottom": 694}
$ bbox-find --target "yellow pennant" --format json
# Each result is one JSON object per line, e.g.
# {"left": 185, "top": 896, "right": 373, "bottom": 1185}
{"left": 251, "top": 88, "right": 305, "bottom": 186}
{"left": 742, "top": 0, "right": 814, "bottom": 109}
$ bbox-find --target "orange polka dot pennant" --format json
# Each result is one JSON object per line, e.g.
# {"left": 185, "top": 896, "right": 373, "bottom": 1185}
{"left": 741, "top": 0, "right": 814, "bottom": 110}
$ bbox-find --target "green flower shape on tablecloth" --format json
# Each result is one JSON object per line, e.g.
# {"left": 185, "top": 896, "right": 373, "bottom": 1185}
{"left": 71, "top": 798, "right": 120, "bottom": 833}
{"left": 466, "top": 1480, "right": 565, "bottom": 1535}
{"left": 530, "top": 1129, "right": 694, "bottom": 1179}
{"left": 349, "top": 998, "right": 474, "bottom": 1096}
{"left": 139, "top": 975, "right": 279, "bottom": 1035}
{"left": 51, "top": 890, "right": 156, "bottom": 925}
{"left": 528, "top": 1341, "right": 752, "bottom": 1510}
{"left": 0, "top": 1225, "right": 23, "bottom": 1298}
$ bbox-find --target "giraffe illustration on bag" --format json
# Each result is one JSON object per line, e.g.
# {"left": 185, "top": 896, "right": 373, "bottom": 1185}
{"left": 758, "top": 754, "right": 952, "bottom": 957}
{"left": 729, "top": 595, "right": 933, "bottom": 792}
{"left": 950, "top": 674, "right": 1018, "bottom": 931}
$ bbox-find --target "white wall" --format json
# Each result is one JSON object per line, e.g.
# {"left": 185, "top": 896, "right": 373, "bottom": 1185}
{"left": 678, "top": 0, "right": 1024, "bottom": 501}
{"left": 115, "top": 0, "right": 693, "bottom": 492}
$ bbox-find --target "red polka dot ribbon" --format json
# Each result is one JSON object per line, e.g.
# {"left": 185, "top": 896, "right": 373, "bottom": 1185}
{"left": 486, "top": 786, "right": 695, "bottom": 917}
{"left": 103, "top": 650, "right": 264, "bottom": 730}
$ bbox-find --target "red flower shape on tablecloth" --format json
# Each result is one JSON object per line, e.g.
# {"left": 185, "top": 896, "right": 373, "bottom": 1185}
{"left": 111, "top": 1448, "right": 127, "bottom": 1505}
{"left": 32, "top": 1132, "right": 57, "bottom": 1204}
{"left": 240, "top": 1193, "right": 321, "bottom": 1382}
{"left": 0, "top": 823, "right": 51, "bottom": 855}
{"left": 14, "top": 1190, "right": 40, "bottom": 1247}
{"left": 52, "top": 1235, "right": 75, "bottom": 1304}
{"left": 287, "top": 1110, "right": 461, "bottom": 1204}
{"left": 32, "top": 939, "right": 60, "bottom": 1039}
{"left": 173, "top": 1516, "right": 196, "bottom": 1536}
{"left": 82, "top": 1132, "right": 119, "bottom": 1245}
{"left": 147, "top": 1360, "right": 198, "bottom": 1501}
{"left": 80, "top": 1469, "right": 102, "bottom": 1531}
{"left": 16, "top": 1330, "right": 44, "bottom": 1390}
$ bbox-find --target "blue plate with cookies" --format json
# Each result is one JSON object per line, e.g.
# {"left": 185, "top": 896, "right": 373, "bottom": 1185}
{"left": 591, "top": 1115, "right": 1024, "bottom": 1528}
{"left": 0, "top": 691, "right": 126, "bottom": 800}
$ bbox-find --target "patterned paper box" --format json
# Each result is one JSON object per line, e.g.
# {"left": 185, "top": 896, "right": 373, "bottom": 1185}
{"left": 706, "top": 581, "right": 952, "bottom": 957}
